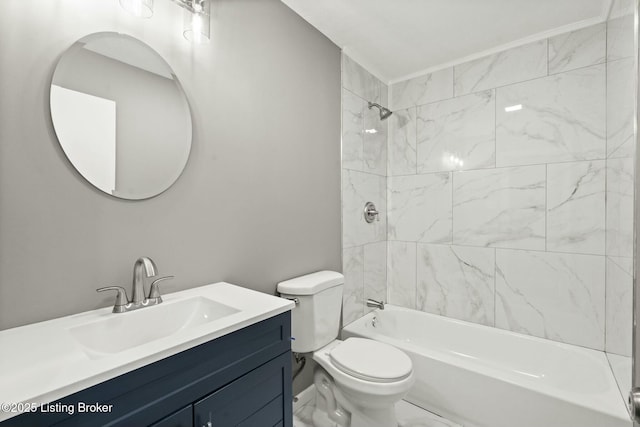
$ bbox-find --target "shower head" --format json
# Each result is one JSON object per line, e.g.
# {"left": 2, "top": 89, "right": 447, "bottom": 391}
{"left": 368, "top": 102, "right": 393, "bottom": 121}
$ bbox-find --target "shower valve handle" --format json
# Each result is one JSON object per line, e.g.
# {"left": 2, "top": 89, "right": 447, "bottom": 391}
{"left": 364, "top": 202, "right": 380, "bottom": 223}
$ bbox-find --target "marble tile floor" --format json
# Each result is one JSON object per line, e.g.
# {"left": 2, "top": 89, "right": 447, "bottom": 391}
{"left": 293, "top": 387, "right": 462, "bottom": 427}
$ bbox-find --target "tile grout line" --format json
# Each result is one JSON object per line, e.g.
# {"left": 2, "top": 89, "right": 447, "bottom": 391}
{"left": 375, "top": 154, "right": 632, "bottom": 179}
{"left": 449, "top": 65, "right": 456, "bottom": 251}
{"left": 395, "top": 25, "right": 619, "bottom": 110}
{"left": 494, "top": 87, "right": 497, "bottom": 170}
{"left": 603, "top": 38, "right": 608, "bottom": 352}
{"left": 545, "top": 164, "right": 548, "bottom": 252}
{"left": 604, "top": 250, "right": 608, "bottom": 352}
{"left": 546, "top": 37, "right": 550, "bottom": 77}
{"left": 385, "top": 82, "right": 389, "bottom": 305}
{"left": 402, "top": 44, "right": 608, "bottom": 110}
{"left": 494, "top": 247, "right": 497, "bottom": 327}
{"left": 361, "top": 244, "right": 365, "bottom": 318}
{"left": 405, "top": 60, "right": 605, "bottom": 111}
{"left": 452, "top": 64, "right": 457, "bottom": 98}
{"left": 451, "top": 171, "right": 455, "bottom": 247}
{"left": 603, "top": 18, "right": 617, "bottom": 352}
{"left": 493, "top": 80, "right": 498, "bottom": 327}
{"left": 415, "top": 105, "right": 419, "bottom": 176}
{"left": 360, "top": 96, "right": 365, "bottom": 173}
{"left": 383, "top": 239, "right": 610, "bottom": 258}
{"left": 413, "top": 100, "right": 419, "bottom": 310}
{"left": 414, "top": 241, "right": 418, "bottom": 310}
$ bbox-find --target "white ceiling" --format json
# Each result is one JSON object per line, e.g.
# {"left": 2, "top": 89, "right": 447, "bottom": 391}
{"left": 281, "top": 0, "right": 611, "bottom": 83}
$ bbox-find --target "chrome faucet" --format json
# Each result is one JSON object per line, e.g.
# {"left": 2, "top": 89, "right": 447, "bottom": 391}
{"left": 97, "top": 257, "right": 174, "bottom": 313}
{"left": 366, "top": 298, "right": 385, "bottom": 310}
{"left": 132, "top": 257, "right": 157, "bottom": 305}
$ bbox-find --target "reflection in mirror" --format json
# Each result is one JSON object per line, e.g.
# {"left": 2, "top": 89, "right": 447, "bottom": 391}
{"left": 50, "top": 32, "right": 192, "bottom": 200}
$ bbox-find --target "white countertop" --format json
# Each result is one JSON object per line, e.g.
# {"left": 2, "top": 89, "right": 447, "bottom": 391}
{"left": 0, "top": 282, "right": 294, "bottom": 421}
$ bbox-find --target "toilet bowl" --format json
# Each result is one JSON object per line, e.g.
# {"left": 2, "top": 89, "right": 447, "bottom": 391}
{"left": 312, "top": 338, "right": 414, "bottom": 427}
{"left": 277, "top": 271, "right": 414, "bottom": 427}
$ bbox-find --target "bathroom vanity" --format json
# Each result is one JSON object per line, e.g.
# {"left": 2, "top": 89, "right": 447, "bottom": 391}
{"left": 0, "top": 283, "right": 294, "bottom": 427}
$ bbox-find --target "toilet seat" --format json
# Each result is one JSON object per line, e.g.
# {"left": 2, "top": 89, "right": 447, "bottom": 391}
{"left": 329, "top": 338, "right": 412, "bottom": 383}
{"left": 312, "top": 338, "right": 415, "bottom": 427}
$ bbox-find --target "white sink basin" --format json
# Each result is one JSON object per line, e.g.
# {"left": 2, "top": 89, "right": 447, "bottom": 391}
{"left": 68, "top": 297, "right": 240, "bottom": 356}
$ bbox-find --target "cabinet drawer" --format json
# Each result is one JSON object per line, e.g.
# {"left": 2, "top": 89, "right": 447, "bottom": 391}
{"left": 237, "top": 395, "right": 282, "bottom": 427}
{"left": 194, "top": 352, "right": 290, "bottom": 427}
{"left": 149, "top": 406, "right": 192, "bottom": 427}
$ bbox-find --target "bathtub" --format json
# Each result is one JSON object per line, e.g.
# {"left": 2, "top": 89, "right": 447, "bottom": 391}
{"left": 342, "top": 305, "right": 631, "bottom": 427}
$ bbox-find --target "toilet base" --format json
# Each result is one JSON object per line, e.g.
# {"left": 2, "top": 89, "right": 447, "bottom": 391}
{"left": 348, "top": 408, "right": 397, "bottom": 427}
{"left": 313, "top": 367, "right": 350, "bottom": 426}
{"left": 334, "top": 386, "right": 397, "bottom": 427}
{"left": 294, "top": 385, "right": 462, "bottom": 427}
{"left": 312, "top": 365, "right": 401, "bottom": 427}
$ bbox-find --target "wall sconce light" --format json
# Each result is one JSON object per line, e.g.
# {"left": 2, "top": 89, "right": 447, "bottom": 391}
{"left": 182, "top": 0, "right": 211, "bottom": 43}
{"left": 119, "top": 0, "right": 211, "bottom": 43}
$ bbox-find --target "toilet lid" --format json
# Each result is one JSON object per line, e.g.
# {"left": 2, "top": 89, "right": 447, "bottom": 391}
{"left": 329, "top": 338, "right": 412, "bottom": 383}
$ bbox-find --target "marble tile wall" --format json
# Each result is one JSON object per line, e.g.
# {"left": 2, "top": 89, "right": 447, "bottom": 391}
{"left": 495, "top": 64, "right": 606, "bottom": 166}
{"left": 453, "top": 40, "right": 548, "bottom": 96}
{"left": 341, "top": 54, "right": 389, "bottom": 325}
{"left": 548, "top": 24, "right": 606, "bottom": 74}
{"left": 387, "top": 17, "right": 636, "bottom": 355}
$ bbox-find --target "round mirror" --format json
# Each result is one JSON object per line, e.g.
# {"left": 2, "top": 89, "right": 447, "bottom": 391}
{"left": 50, "top": 32, "right": 192, "bottom": 200}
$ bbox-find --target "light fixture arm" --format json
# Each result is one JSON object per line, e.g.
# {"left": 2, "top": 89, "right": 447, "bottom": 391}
{"left": 119, "top": 0, "right": 211, "bottom": 43}
{"left": 169, "top": 0, "right": 209, "bottom": 16}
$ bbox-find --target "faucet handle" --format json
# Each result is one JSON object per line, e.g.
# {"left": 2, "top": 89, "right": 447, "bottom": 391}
{"left": 97, "top": 286, "right": 129, "bottom": 312}
{"left": 148, "top": 276, "right": 174, "bottom": 302}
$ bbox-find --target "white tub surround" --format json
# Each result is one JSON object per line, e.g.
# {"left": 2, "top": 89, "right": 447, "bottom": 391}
{"left": 343, "top": 306, "right": 631, "bottom": 427}
{"left": 386, "top": 16, "right": 635, "bottom": 356}
{"left": 0, "top": 283, "right": 294, "bottom": 421}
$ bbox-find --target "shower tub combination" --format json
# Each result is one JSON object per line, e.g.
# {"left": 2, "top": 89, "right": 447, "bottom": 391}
{"left": 342, "top": 305, "right": 631, "bottom": 427}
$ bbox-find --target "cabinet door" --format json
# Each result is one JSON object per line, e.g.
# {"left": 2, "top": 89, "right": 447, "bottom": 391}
{"left": 149, "top": 406, "right": 193, "bottom": 427}
{"left": 194, "top": 352, "right": 291, "bottom": 427}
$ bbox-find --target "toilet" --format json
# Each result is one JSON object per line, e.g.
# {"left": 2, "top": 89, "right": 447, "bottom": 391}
{"left": 278, "top": 271, "right": 414, "bottom": 427}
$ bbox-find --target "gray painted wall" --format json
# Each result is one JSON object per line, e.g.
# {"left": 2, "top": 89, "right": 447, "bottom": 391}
{"left": 0, "top": 0, "right": 341, "bottom": 330}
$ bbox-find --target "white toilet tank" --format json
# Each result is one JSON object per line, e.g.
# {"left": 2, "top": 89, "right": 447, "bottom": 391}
{"left": 277, "top": 271, "right": 344, "bottom": 353}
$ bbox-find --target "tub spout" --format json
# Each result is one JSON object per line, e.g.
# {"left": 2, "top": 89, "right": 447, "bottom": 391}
{"left": 366, "top": 298, "right": 385, "bottom": 310}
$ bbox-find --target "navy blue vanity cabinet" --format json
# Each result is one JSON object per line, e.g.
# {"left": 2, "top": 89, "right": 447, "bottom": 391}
{"left": 1, "top": 312, "right": 292, "bottom": 427}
